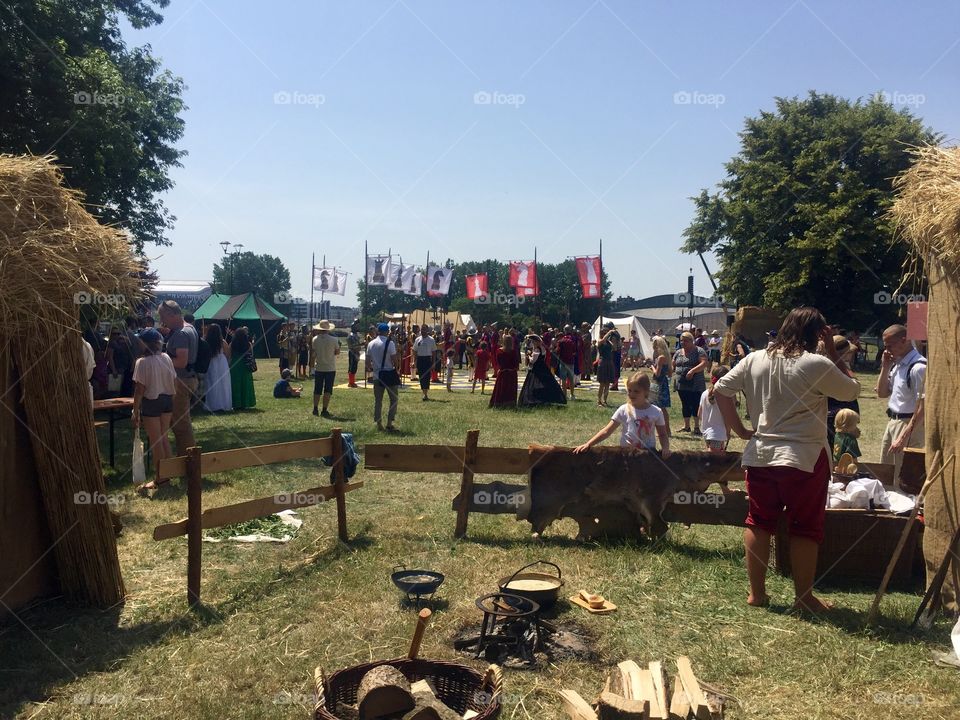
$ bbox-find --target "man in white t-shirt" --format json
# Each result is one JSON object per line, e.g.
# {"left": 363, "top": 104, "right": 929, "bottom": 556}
{"left": 366, "top": 323, "right": 399, "bottom": 431}
{"left": 714, "top": 307, "right": 859, "bottom": 615}
{"left": 310, "top": 320, "right": 340, "bottom": 418}
{"left": 875, "top": 324, "right": 925, "bottom": 489}
{"left": 413, "top": 325, "right": 437, "bottom": 401}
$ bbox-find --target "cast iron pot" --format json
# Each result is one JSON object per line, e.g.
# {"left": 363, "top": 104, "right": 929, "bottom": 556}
{"left": 497, "top": 560, "right": 564, "bottom": 609}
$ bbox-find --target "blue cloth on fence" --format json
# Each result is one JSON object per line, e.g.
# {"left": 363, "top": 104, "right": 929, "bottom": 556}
{"left": 322, "top": 432, "right": 360, "bottom": 482}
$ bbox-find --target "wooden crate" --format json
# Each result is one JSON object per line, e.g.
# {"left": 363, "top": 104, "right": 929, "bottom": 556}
{"left": 775, "top": 509, "right": 923, "bottom": 588}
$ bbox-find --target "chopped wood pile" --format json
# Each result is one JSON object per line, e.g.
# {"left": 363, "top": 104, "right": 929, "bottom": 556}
{"left": 560, "top": 657, "right": 726, "bottom": 720}
{"left": 335, "top": 671, "right": 473, "bottom": 720}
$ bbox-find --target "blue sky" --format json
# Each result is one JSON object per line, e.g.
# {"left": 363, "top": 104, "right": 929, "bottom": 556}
{"left": 130, "top": 0, "right": 960, "bottom": 305}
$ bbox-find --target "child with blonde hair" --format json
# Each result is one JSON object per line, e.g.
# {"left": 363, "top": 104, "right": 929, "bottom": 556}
{"left": 574, "top": 372, "right": 670, "bottom": 457}
{"left": 699, "top": 366, "right": 730, "bottom": 454}
{"left": 833, "top": 408, "right": 861, "bottom": 462}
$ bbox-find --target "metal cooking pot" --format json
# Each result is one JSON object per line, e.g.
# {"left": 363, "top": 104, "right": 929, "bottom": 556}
{"left": 497, "top": 560, "right": 564, "bottom": 609}
{"left": 391, "top": 565, "right": 445, "bottom": 601}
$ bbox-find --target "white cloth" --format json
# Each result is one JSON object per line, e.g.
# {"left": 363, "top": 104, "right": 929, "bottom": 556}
{"left": 611, "top": 403, "right": 665, "bottom": 449}
{"left": 714, "top": 349, "right": 860, "bottom": 472}
{"left": 414, "top": 335, "right": 437, "bottom": 357}
{"left": 698, "top": 390, "right": 727, "bottom": 442}
{"left": 885, "top": 490, "right": 917, "bottom": 514}
{"left": 311, "top": 333, "right": 340, "bottom": 372}
{"left": 366, "top": 337, "right": 397, "bottom": 372}
{"left": 886, "top": 346, "right": 926, "bottom": 413}
{"left": 204, "top": 353, "right": 232, "bottom": 412}
{"left": 132, "top": 353, "right": 176, "bottom": 400}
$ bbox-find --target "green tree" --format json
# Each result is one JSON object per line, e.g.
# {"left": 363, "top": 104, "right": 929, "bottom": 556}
{"left": 213, "top": 252, "right": 291, "bottom": 301}
{"left": 681, "top": 92, "right": 939, "bottom": 327}
{"left": 0, "top": 0, "right": 186, "bottom": 251}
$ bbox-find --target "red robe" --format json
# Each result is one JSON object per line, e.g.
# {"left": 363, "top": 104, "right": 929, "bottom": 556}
{"left": 489, "top": 348, "right": 519, "bottom": 408}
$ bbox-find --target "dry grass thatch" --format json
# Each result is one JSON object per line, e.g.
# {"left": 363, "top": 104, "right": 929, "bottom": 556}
{"left": 0, "top": 154, "right": 142, "bottom": 333}
{"left": 0, "top": 154, "right": 130, "bottom": 606}
{"left": 891, "top": 144, "right": 960, "bottom": 274}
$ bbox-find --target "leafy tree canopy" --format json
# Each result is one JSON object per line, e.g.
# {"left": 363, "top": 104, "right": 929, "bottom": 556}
{"left": 0, "top": 0, "right": 186, "bottom": 251}
{"left": 681, "top": 91, "right": 939, "bottom": 328}
{"left": 213, "top": 252, "right": 291, "bottom": 301}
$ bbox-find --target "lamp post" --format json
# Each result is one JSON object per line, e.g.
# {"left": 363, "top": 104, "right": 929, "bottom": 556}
{"left": 219, "top": 241, "right": 243, "bottom": 295}
{"left": 219, "top": 240, "right": 231, "bottom": 294}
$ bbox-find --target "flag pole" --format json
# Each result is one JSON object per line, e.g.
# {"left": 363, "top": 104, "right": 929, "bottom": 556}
{"left": 599, "top": 238, "right": 604, "bottom": 321}
{"left": 534, "top": 246, "right": 541, "bottom": 323}
{"left": 363, "top": 241, "right": 369, "bottom": 329}
{"left": 310, "top": 252, "right": 315, "bottom": 327}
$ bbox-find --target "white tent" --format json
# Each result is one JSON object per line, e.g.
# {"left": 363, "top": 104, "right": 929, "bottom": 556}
{"left": 591, "top": 315, "right": 653, "bottom": 358}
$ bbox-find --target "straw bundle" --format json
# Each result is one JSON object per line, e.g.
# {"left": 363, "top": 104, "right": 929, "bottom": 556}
{"left": 890, "top": 145, "right": 960, "bottom": 273}
{"left": 0, "top": 154, "right": 132, "bottom": 606}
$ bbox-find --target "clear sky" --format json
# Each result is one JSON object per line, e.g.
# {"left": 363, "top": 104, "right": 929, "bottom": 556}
{"left": 129, "top": 0, "right": 960, "bottom": 305}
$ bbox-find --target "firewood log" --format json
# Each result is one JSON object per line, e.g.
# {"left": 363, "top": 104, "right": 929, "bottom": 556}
{"left": 668, "top": 675, "right": 690, "bottom": 720}
{"left": 558, "top": 689, "right": 599, "bottom": 720}
{"left": 596, "top": 690, "right": 648, "bottom": 719}
{"left": 357, "top": 665, "right": 415, "bottom": 720}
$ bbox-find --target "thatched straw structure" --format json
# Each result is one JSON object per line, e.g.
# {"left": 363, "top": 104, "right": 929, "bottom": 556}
{"left": 891, "top": 144, "right": 960, "bottom": 613}
{"left": 0, "top": 154, "right": 135, "bottom": 609}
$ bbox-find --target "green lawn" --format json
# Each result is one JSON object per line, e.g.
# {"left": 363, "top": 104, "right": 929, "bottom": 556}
{"left": 1, "top": 361, "right": 956, "bottom": 720}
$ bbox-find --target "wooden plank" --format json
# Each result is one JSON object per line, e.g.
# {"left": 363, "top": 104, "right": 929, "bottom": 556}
{"left": 860, "top": 462, "right": 895, "bottom": 485}
{"left": 676, "top": 657, "right": 709, "bottom": 720}
{"left": 662, "top": 492, "right": 749, "bottom": 527}
{"left": 648, "top": 661, "right": 668, "bottom": 720}
{"left": 158, "top": 437, "right": 334, "bottom": 480}
{"left": 364, "top": 444, "right": 531, "bottom": 475}
{"left": 637, "top": 669, "right": 659, "bottom": 719}
{"left": 364, "top": 444, "right": 465, "bottom": 473}
{"left": 454, "top": 430, "right": 480, "bottom": 538}
{"left": 153, "top": 481, "right": 364, "bottom": 540}
{"left": 186, "top": 447, "right": 202, "bottom": 607}
{"left": 331, "top": 428, "right": 348, "bottom": 542}
{"left": 558, "top": 689, "right": 599, "bottom": 720}
{"left": 668, "top": 675, "right": 690, "bottom": 720}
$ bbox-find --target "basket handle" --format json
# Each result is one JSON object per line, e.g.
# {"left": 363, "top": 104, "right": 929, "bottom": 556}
{"left": 481, "top": 664, "right": 504, "bottom": 700}
{"left": 313, "top": 665, "right": 329, "bottom": 713}
{"left": 502, "top": 560, "right": 562, "bottom": 588}
{"left": 392, "top": 564, "right": 407, "bottom": 573}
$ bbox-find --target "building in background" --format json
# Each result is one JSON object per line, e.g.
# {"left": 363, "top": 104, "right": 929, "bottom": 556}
{"left": 150, "top": 280, "right": 212, "bottom": 312}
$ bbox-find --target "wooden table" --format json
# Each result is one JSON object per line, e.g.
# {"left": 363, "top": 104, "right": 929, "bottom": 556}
{"left": 93, "top": 397, "right": 134, "bottom": 467}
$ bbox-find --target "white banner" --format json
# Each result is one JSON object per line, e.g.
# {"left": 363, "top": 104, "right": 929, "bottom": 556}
{"left": 426, "top": 265, "right": 453, "bottom": 296}
{"left": 366, "top": 254, "right": 392, "bottom": 286}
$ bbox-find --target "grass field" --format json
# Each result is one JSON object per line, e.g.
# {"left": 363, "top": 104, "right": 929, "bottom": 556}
{"left": 1, "top": 360, "right": 956, "bottom": 720}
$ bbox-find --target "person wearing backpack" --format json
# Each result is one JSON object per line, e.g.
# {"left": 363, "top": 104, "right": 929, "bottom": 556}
{"left": 876, "top": 324, "right": 926, "bottom": 489}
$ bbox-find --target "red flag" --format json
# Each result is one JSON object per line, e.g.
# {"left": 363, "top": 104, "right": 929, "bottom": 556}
{"left": 465, "top": 273, "right": 488, "bottom": 300}
{"left": 509, "top": 261, "right": 538, "bottom": 295}
{"left": 576, "top": 256, "right": 602, "bottom": 298}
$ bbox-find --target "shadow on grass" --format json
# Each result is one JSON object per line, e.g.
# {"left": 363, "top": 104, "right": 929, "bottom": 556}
{"left": 0, "top": 602, "right": 208, "bottom": 717}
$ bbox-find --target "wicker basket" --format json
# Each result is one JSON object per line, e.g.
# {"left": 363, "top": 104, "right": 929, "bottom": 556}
{"left": 314, "top": 658, "right": 502, "bottom": 719}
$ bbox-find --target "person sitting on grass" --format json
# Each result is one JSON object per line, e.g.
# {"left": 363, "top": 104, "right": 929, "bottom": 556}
{"left": 573, "top": 372, "right": 671, "bottom": 458}
{"left": 274, "top": 368, "right": 302, "bottom": 398}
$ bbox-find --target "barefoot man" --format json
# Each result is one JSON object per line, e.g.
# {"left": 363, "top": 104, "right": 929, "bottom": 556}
{"left": 713, "top": 307, "right": 859, "bottom": 614}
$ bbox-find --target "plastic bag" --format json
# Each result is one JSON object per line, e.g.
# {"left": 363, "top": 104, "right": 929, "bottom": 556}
{"left": 132, "top": 436, "right": 146, "bottom": 484}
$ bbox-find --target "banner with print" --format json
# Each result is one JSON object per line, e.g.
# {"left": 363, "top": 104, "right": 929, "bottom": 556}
{"left": 465, "top": 273, "right": 488, "bottom": 300}
{"left": 403, "top": 270, "right": 423, "bottom": 296}
{"left": 426, "top": 265, "right": 453, "bottom": 297}
{"left": 575, "top": 256, "right": 602, "bottom": 298}
{"left": 387, "top": 262, "right": 416, "bottom": 292}
{"left": 509, "top": 260, "right": 538, "bottom": 295}
{"left": 366, "top": 254, "right": 392, "bottom": 286}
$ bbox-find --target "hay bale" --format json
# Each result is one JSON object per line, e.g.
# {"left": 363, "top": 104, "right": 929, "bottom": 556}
{"left": 891, "top": 145, "right": 960, "bottom": 612}
{"left": 0, "top": 154, "right": 136, "bottom": 606}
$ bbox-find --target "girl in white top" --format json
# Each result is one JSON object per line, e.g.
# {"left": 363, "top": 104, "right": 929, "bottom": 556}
{"left": 132, "top": 328, "right": 177, "bottom": 492}
{"left": 445, "top": 349, "right": 455, "bottom": 392}
{"left": 574, "top": 372, "right": 670, "bottom": 457}
{"left": 698, "top": 365, "right": 730, "bottom": 454}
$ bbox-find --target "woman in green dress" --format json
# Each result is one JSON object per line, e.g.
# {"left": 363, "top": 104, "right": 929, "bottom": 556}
{"left": 229, "top": 326, "right": 257, "bottom": 409}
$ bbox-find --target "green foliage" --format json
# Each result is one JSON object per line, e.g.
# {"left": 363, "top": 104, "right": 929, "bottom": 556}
{"left": 356, "top": 258, "right": 611, "bottom": 326}
{"left": 682, "top": 92, "right": 939, "bottom": 328}
{"left": 213, "top": 252, "right": 291, "bottom": 300}
{"left": 0, "top": 0, "right": 186, "bottom": 251}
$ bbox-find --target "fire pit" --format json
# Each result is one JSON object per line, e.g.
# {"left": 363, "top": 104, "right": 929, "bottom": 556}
{"left": 453, "top": 592, "right": 595, "bottom": 669}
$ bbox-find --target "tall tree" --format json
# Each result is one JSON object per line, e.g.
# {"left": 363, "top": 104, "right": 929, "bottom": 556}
{"left": 213, "top": 252, "right": 291, "bottom": 301}
{"left": 0, "top": 0, "right": 186, "bottom": 251}
{"left": 681, "top": 92, "right": 938, "bottom": 327}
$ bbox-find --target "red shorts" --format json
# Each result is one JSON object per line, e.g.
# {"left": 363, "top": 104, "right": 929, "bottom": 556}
{"left": 744, "top": 450, "right": 830, "bottom": 544}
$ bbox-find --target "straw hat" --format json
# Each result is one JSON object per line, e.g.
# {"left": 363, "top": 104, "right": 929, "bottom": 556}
{"left": 313, "top": 320, "right": 335, "bottom": 331}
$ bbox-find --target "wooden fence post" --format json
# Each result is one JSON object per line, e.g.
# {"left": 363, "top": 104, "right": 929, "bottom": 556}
{"left": 186, "top": 446, "right": 203, "bottom": 607}
{"left": 331, "top": 428, "right": 348, "bottom": 542}
{"left": 454, "top": 430, "right": 480, "bottom": 539}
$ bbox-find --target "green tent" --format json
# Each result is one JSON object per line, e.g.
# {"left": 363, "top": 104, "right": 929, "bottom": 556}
{"left": 194, "top": 293, "right": 287, "bottom": 358}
